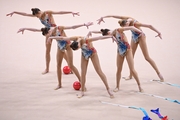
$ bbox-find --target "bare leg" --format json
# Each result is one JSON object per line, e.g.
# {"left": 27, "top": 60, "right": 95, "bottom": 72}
{"left": 77, "top": 55, "right": 88, "bottom": 98}
{"left": 66, "top": 46, "right": 81, "bottom": 81}
{"left": 63, "top": 51, "right": 73, "bottom": 74}
{"left": 123, "top": 39, "right": 138, "bottom": 80}
{"left": 54, "top": 49, "right": 64, "bottom": 90}
{"left": 42, "top": 39, "right": 52, "bottom": 74}
{"left": 114, "top": 53, "right": 124, "bottom": 92}
{"left": 138, "top": 36, "right": 164, "bottom": 81}
{"left": 126, "top": 50, "right": 143, "bottom": 92}
{"left": 91, "top": 53, "right": 114, "bottom": 98}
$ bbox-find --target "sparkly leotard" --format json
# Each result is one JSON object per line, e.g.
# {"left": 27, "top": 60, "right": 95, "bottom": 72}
{"left": 131, "top": 20, "right": 142, "bottom": 43}
{"left": 54, "top": 27, "right": 70, "bottom": 51}
{"left": 115, "top": 29, "right": 130, "bottom": 56}
{"left": 40, "top": 12, "right": 56, "bottom": 28}
{"left": 81, "top": 37, "right": 97, "bottom": 60}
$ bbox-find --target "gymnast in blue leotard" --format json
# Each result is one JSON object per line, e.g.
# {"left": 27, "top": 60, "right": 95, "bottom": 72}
{"left": 87, "top": 26, "right": 143, "bottom": 93}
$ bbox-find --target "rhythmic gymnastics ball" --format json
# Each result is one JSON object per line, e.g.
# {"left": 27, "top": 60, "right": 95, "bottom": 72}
{"left": 63, "top": 66, "right": 71, "bottom": 74}
{"left": 73, "top": 81, "right": 81, "bottom": 90}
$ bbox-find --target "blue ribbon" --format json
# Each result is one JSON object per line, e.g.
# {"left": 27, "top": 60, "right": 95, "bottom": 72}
{"left": 150, "top": 79, "right": 180, "bottom": 88}
{"left": 100, "top": 101, "right": 152, "bottom": 120}
{"left": 137, "top": 92, "right": 180, "bottom": 105}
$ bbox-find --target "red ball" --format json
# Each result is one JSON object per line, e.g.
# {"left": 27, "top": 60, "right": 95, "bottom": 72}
{"left": 63, "top": 66, "right": 71, "bottom": 74}
{"left": 73, "top": 81, "right": 81, "bottom": 90}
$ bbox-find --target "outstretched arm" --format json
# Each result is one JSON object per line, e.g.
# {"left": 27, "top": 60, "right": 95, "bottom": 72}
{"left": 97, "top": 15, "right": 131, "bottom": 24}
{"left": 86, "top": 31, "right": 102, "bottom": 37}
{"left": 6, "top": 11, "right": 34, "bottom": 17}
{"left": 121, "top": 26, "right": 143, "bottom": 33}
{"left": 47, "top": 36, "right": 81, "bottom": 44}
{"left": 102, "top": 15, "right": 130, "bottom": 19}
{"left": 46, "top": 10, "right": 80, "bottom": 17}
{"left": 62, "top": 22, "right": 93, "bottom": 30}
{"left": 88, "top": 35, "right": 113, "bottom": 42}
{"left": 50, "top": 36, "right": 81, "bottom": 41}
{"left": 137, "top": 23, "right": 162, "bottom": 39}
{"left": 17, "top": 28, "right": 41, "bottom": 34}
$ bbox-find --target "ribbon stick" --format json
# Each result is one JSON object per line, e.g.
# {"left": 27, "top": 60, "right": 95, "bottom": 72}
{"left": 100, "top": 101, "right": 152, "bottom": 120}
{"left": 151, "top": 108, "right": 168, "bottom": 120}
{"left": 150, "top": 80, "right": 180, "bottom": 88}
{"left": 137, "top": 92, "right": 180, "bottom": 105}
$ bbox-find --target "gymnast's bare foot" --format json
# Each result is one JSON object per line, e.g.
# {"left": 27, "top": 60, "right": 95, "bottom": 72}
{"left": 42, "top": 69, "right": 49, "bottom": 75}
{"left": 70, "top": 70, "right": 73, "bottom": 74}
{"left": 138, "top": 85, "right": 144, "bottom": 92}
{"left": 113, "top": 87, "right": 119, "bottom": 92}
{"left": 158, "top": 73, "right": 164, "bottom": 82}
{"left": 122, "top": 76, "right": 132, "bottom": 80}
{"left": 77, "top": 92, "right": 84, "bottom": 98}
{"left": 107, "top": 89, "right": 114, "bottom": 98}
{"left": 54, "top": 85, "right": 62, "bottom": 90}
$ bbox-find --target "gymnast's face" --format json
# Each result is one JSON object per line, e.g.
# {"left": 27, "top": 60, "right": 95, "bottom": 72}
{"left": 119, "top": 20, "right": 130, "bottom": 27}
{"left": 44, "top": 29, "right": 53, "bottom": 37}
{"left": 107, "top": 31, "right": 112, "bottom": 35}
{"left": 34, "top": 11, "right": 42, "bottom": 18}
{"left": 70, "top": 41, "right": 81, "bottom": 50}
{"left": 124, "top": 20, "right": 130, "bottom": 27}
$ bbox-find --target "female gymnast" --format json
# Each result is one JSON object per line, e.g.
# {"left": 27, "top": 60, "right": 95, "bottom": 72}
{"left": 7, "top": 8, "right": 79, "bottom": 74}
{"left": 87, "top": 26, "right": 143, "bottom": 92}
{"left": 97, "top": 15, "right": 164, "bottom": 82}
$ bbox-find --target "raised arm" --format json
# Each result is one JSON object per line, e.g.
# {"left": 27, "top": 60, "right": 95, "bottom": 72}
{"left": 136, "top": 23, "right": 162, "bottom": 39}
{"left": 86, "top": 30, "right": 102, "bottom": 37}
{"left": 17, "top": 28, "right": 41, "bottom": 34}
{"left": 121, "top": 26, "right": 143, "bottom": 33}
{"left": 102, "top": 15, "right": 130, "bottom": 19}
{"left": 45, "top": 10, "right": 80, "bottom": 17}
{"left": 62, "top": 22, "right": 93, "bottom": 30}
{"left": 6, "top": 11, "right": 34, "bottom": 17}
{"left": 97, "top": 15, "right": 132, "bottom": 24}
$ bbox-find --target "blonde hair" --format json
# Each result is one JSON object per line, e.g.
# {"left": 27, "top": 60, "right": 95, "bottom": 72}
{"left": 118, "top": 19, "right": 127, "bottom": 26}
{"left": 118, "top": 19, "right": 123, "bottom": 26}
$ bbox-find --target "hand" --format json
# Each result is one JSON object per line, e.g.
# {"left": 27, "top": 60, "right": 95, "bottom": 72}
{"left": 155, "top": 33, "right": 162, "bottom": 39}
{"left": 86, "top": 31, "right": 92, "bottom": 38}
{"left": 112, "top": 36, "right": 118, "bottom": 43}
{"left": 47, "top": 38, "right": 52, "bottom": 44}
{"left": 6, "top": 12, "right": 14, "bottom": 17}
{"left": 72, "top": 12, "right": 80, "bottom": 17}
{"left": 17, "top": 28, "right": 25, "bottom": 34}
{"left": 84, "top": 22, "right": 93, "bottom": 29}
{"left": 140, "top": 31, "right": 144, "bottom": 35}
{"left": 97, "top": 17, "right": 105, "bottom": 25}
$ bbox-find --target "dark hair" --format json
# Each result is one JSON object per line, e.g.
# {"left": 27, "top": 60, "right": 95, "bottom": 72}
{"left": 41, "top": 27, "right": 50, "bottom": 36}
{"left": 70, "top": 41, "right": 79, "bottom": 50}
{"left": 31, "top": 8, "right": 40, "bottom": 15}
{"left": 101, "top": 29, "right": 110, "bottom": 36}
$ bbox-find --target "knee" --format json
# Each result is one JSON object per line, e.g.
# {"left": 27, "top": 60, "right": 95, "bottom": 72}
{"left": 116, "top": 67, "right": 122, "bottom": 73}
{"left": 46, "top": 51, "right": 50, "bottom": 56}
{"left": 96, "top": 68, "right": 103, "bottom": 75}
{"left": 130, "top": 69, "right": 135, "bottom": 74}
{"left": 56, "top": 63, "right": 62, "bottom": 68}
{"left": 68, "top": 64, "right": 74, "bottom": 69}
{"left": 144, "top": 56, "right": 151, "bottom": 62}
